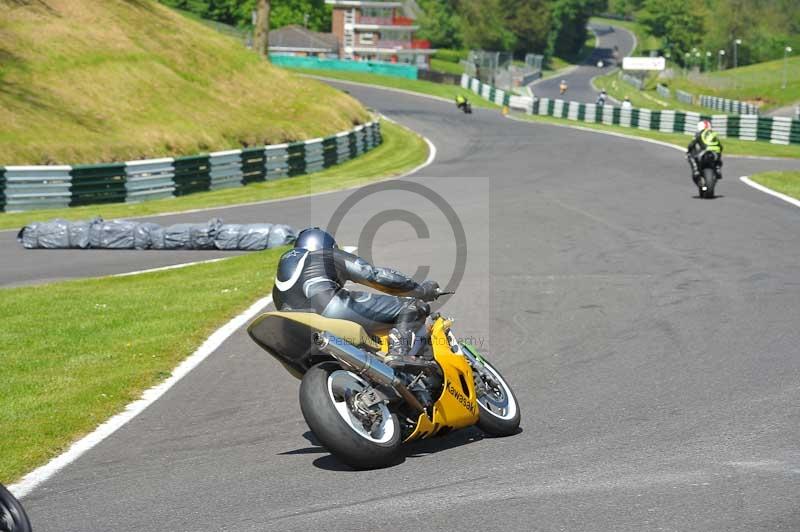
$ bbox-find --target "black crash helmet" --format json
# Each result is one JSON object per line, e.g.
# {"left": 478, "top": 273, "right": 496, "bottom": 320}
{"left": 295, "top": 227, "right": 337, "bottom": 251}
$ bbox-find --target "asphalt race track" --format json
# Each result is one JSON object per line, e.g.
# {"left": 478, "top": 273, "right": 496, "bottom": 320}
{"left": 533, "top": 23, "right": 636, "bottom": 103}
{"left": 13, "top": 81, "right": 800, "bottom": 531}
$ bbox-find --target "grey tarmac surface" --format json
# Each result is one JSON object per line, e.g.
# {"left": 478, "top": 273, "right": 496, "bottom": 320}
{"left": 533, "top": 23, "right": 636, "bottom": 103}
{"left": 17, "top": 82, "right": 800, "bottom": 531}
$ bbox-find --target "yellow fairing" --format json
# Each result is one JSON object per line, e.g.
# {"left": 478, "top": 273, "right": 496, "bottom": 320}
{"left": 404, "top": 318, "right": 480, "bottom": 442}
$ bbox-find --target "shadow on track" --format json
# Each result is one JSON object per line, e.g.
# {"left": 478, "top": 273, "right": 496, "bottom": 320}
{"left": 281, "top": 427, "right": 522, "bottom": 471}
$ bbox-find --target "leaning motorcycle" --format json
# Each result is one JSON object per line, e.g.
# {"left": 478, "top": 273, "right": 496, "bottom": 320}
{"left": 0, "top": 484, "right": 32, "bottom": 532}
{"left": 695, "top": 151, "right": 721, "bottom": 199}
{"left": 247, "top": 291, "right": 520, "bottom": 469}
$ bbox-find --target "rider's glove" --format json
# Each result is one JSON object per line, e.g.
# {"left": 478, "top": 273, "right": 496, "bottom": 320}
{"left": 419, "top": 280, "right": 440, "bottom": 301}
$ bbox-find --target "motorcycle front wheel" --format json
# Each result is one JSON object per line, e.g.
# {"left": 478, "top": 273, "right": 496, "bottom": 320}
{"left": 0, "top": 484, "right": 32, "bottom": 532}
{"left": 299, "top": 362, "right": 401, "bottom": 470}
{"left": 465, "top": 353, "right": 521, "bottom": 437}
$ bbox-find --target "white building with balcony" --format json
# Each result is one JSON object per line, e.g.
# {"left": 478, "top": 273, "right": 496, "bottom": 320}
{"left": 327, "top": 0, "right": 435, "bottom": 67}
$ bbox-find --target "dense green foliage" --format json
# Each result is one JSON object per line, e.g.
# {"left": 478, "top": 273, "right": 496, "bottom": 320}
{"left": 606, "top": 0, "right": 800, "bottom": 67}
{"left": 446, "top": 0, "right": 604, "bottom": 58}
{"left": 166, "top": 0, "right": 607, "bottom": 60}
{"left": 161, "top": 0, "right": 332, "bottom": 30}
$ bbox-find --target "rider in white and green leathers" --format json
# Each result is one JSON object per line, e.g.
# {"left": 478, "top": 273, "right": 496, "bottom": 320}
{"left": 687, "top": 120, "right": 723, "bottom": 184}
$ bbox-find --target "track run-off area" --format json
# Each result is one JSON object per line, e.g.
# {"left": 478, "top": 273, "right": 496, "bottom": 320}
{"left": 9, "top": 80, "right": 800, "bottom": 531}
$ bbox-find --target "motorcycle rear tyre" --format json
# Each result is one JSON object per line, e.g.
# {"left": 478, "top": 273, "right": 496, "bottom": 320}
{"left": 299, "top": 362, "right": 401, "bottom": 470}
{"left": 701, "top": 167, "right": 716, "bottom": 199}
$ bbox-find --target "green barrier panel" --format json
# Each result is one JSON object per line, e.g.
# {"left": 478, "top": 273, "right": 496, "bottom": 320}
{"left": 561, "top": 103, "right": 568, "bottom": 118}
{"left": 532, "top": 99, "right": 540, "bottom": 114}
{"left": 269, "top": 54, "right": 418, "bottom": 79}
{"left": 674, "top": 112, "right": 686, "bottom": 133}
{"left": 726, "top": 115, "right": 740, "bottom": 138}
{"left": 756, "top": 117, "right": 773, "bottom": 141}
{"left": 503, "top": 94, "right": 511, "bottom": 107}
{"left": 595, "top": 105, "right": 603, "bottom": 122}
{"left": 69, "top": 163, "right": 127, "bottom": 206}
{"left": 650, "top": 110, "right": 661, "bottom": 131}
{"left": 322, "top": 136, "right": 339, "bottom": 168}
{"left": 547, "top": 100, "right": 555, "bottom": 116}
{"left": 241, "top": 147, "right": 266, "bottom": 184}
{"left": 349, "top": 131, "right": 359, "bottom": 159}
{"left": 489, "top": 88, "right": 496, "bottom": 101}
{"left": 0, "top": 167, "right": 5, "bottom": 213}
{"left": 790, "top": 119, "right": 800, "bottom": 144}
{"left": 173, "top": 154, "right": 211, "bottom": 196}
{"left": 612, "top": 107, "right": 621, "bottom": 125}
{"left": 578, "top": 104, "right": 585, "bottom": 121}
{"left": 631, "top": 109, "right": 639, "bottom": 128}
{"left": 287, "top": 142, "right": 306, "bottom": 177}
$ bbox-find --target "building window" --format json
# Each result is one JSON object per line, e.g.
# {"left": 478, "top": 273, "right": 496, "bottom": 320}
{"left": 360, "top": 32, "right": 374, "bottom": 45}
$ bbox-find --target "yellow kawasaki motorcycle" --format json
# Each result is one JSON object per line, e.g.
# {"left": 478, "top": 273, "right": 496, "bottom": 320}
{"left": 247, "top": 296, "right": 520, "bottom": 469}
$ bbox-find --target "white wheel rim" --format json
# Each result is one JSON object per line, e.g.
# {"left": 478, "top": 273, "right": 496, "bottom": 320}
{"left": 326, "top": 370, "right": 396, "bottom": 444}
{"left": 473, "top": 359, "right": 518, "bottom": 421}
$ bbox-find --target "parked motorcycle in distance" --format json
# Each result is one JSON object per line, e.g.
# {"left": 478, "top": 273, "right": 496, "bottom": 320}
{"left": 0, "top": 484, "right": 32, "bottom": 532}
{"left": 247, "top": 289, "right": 520, "bottom": 469}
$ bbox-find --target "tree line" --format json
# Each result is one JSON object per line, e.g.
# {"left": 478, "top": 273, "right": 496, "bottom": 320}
{"left": 609, "top": 0, "right": 800, "bottom": 66}
{"left": 161, "top": 0, "right": 606, "bottom": 59}
{"left": 419, "top": 0, "right": 605, "bottom": 60}
{"left": 160, "top": 0, "right": 332, "bottom": 32}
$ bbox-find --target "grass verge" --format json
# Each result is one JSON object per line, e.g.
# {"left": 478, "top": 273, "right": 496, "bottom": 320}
{"left": 430, "top": 58, "right": 464, "bottom": 76}
{"left": 0, "top": 0, "right": 366, "bottom": 164}
{"left": 592, "top": 70, "right": 716, "bottom": 114}
{"left": 0, "top": 119, "right": 428, "bottom": 231}
{"left": 0, "top": 248, "right": 285, "bottom": 484}
{"left": 750, "top": 171, "right": 800, "bottom": 200}
{"left": 291, "top": 68, "right": 500, "bottom": 109}
{"left": 511, "top": 112, "right": 800, "bottom": 159}
{"left": 666, "top": 57, "right": 800, "bottom": 112}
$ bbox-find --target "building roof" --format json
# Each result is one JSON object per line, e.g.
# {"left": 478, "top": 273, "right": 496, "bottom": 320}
{"left": 269, "top": 25, "right": 338, "bottom": 52}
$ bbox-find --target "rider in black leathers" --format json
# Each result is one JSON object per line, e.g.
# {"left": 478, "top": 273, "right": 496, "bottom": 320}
{"left": 273, "top": 228, "right": 439, "bottom": 364}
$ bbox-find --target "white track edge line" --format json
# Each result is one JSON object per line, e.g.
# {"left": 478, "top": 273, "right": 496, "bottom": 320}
{"left": 739, "top": 176, "right": 800, "bottom": 209}
{"left": 111, "top": 257, "right": 231, "bottom": 277}
{"left": 9, "top": 295, "right": 274, "bottom": 499}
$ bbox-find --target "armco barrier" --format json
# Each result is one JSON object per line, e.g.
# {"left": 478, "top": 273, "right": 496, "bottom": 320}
{"left": 209, "top": 149, "right": 244, "bottom": 191}
{"left": 173, "top": 155, "right": 211, "bottom": 196}
{"left": 676, "top": 89, "right": 693, "bottom": 105}
{"left": 4, "top": 166, "right": 72, "bottom": 211}
{"left": 460, "top": 74, "right": 800, "bottom": 146}
{"left": 0, "top": 121, "right": 382, "bottom": 212}
{"left": 70, "top": 164, "right": 127, "bottom": 206}
{"left": 0, "top": 167, "right": 6, "bottom": 212}
{"left": 699, "top": 95, "right": 758, "bottom": 115}
{"left": 125, "top": 158, "right": 175, "bottom": 202}
{"left": 241, "top": 147, "right": 267, "bottom": 184}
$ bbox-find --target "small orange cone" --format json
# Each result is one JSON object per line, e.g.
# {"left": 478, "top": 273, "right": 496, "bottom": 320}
{"left": 502, "top": 106, "right": 509, "bottom": 115}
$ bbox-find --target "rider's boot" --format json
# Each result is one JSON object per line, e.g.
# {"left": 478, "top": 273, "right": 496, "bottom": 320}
{"left": 384, "top": 328, "right": 431, "bottom": 368}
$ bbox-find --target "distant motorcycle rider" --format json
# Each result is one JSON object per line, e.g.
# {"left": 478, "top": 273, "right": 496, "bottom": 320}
{"left": 455, "top": 94, "right": 470, "bottom": 112}
{"left": 687, "top": 119, "right": 723, "bottom": 184}
{"left": 272, "top": 228, "right": 439, "bottom": 365}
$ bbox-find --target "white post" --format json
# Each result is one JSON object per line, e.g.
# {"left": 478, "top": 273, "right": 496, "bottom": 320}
{"left": 783, "top": 47, "right": 793, "bottom": 90}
